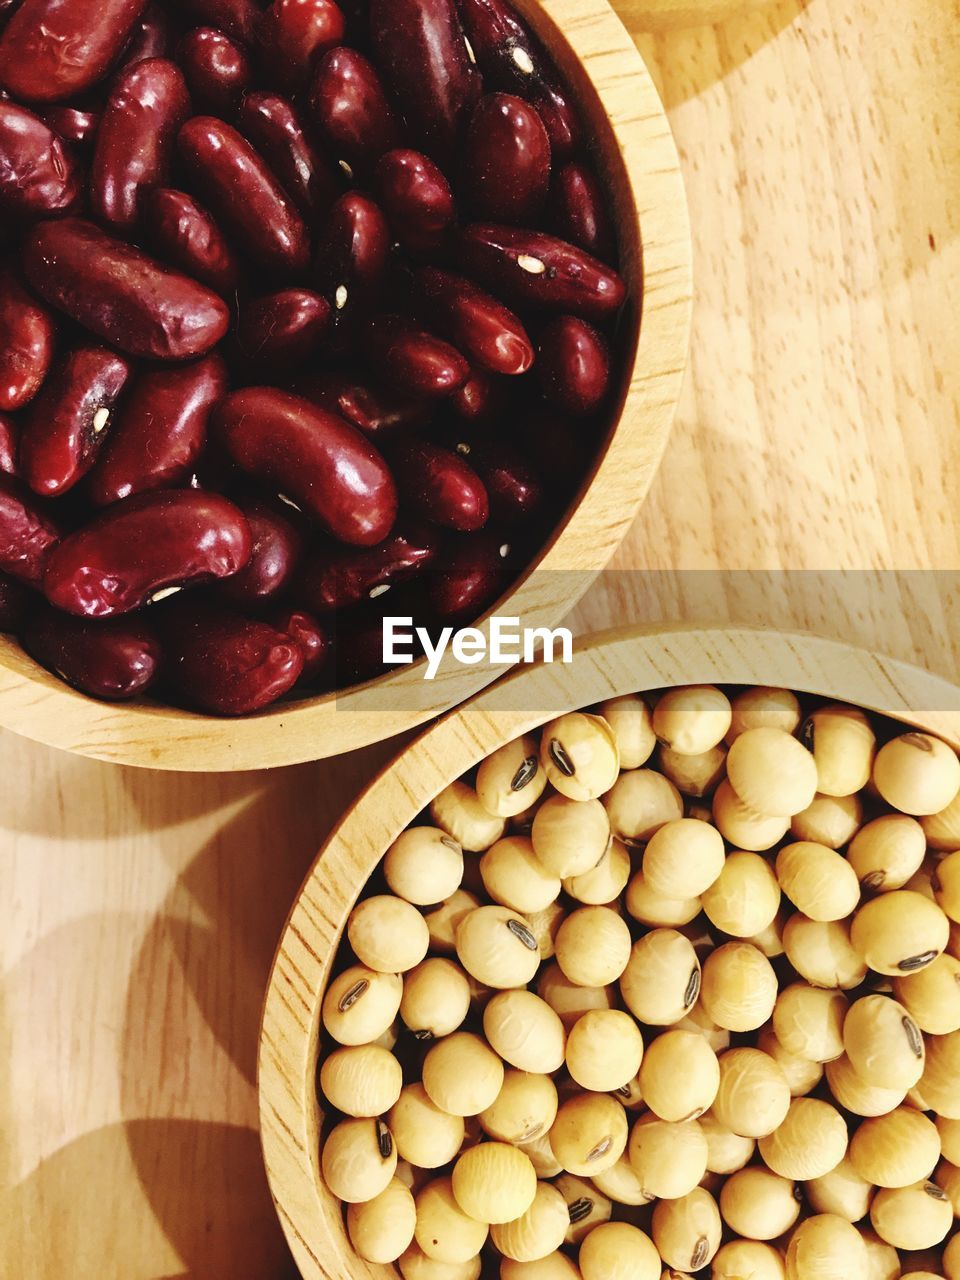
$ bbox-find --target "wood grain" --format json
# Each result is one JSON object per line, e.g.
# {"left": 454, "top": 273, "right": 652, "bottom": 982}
{"left": 3, "top": 0, "right": 960, "bottom": 1277}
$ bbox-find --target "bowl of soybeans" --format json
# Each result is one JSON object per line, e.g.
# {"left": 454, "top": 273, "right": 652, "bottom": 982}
{"left": 259, "top": 624, "right": 960, "bottom": 1280}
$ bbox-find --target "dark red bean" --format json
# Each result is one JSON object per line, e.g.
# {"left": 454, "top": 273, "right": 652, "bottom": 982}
{"left": 178, "top": 116, "right": 311, "bottom": 277}
{"left": 258, "top": 0, "right": 346, "bottom": 91}
{"left": 143, "top": 187, "right": 239, "bottom": 299}
{"left": 87, "top": 353, "right": 228, "bottom": 505}
{"left": 0, "top": 411, "right": 16, "bottom": 475}
{"left": 369, "top": 0, "right": 479, "bottom": 162}
{"left": 213, "top": 387, "right": 397, "bottom": 546}
{"left": 366, "top": 316, "right": 469, "bottom": 400}
{"left": 178, "top": 28, "right": 251, "bottom": 116}
{"left": 0, "top": 570, "right": 34, "bottom": 630}
{"left": 374, "top": 149, "right": 455, "bottom": 255}
{"left": 298, "top": 523, "right": 440, "bottom": 611}
{"left": 456, "top": 0, "right": 578, "bottom": 160}
{"left": 448, "top": 370, "right": 509, "bottom": 425}
{"left": 456, "top": 224, "right": 626, "bottom": 320}
{"left": 269, "top": 606, "right": 328, "bottom": 680}
{"left": 170, "top": 0, "right": 260, "bottom": 46}
{"left": 24, "top": 219, "right": 230, "bottom": 360}
{"left": 0, "top": 266, "right": 56, "bottom": 411}
{"left": 0, "top": 475, "right": 60, "bottom": 585}
{"left": 0, "top": 0, "right": 149, "bottom": 102}
{"left": 448, "top": 435, "right": 542, "bottom": 524}
{"left": 414, "top": 267, "right": 533, "bottom": 376}
{"left": 537, "top": 315, "right": 610, "bottom": 416}
{"left": 237, "top": 92, "right": 339, "bottom": 220}
{"left": 309, "top": 46, "right": 401, "bottom": 170}
{"left": 294, "top": 372, "right": 430, "bottom": 437}
{"left": 429, "top": 529, "right": 506, "bottom": 621}
{"left": 39, "top": 106, "right": 100, "bottom": 147}
{"left": 464, "top": 93, "right": 550, "bottom": 223}
{"left": 389, "top": 438, "right": 487, "bottom": 531}
{"left": 117, "top": 3, "right": 171, "bottom": 68}
{"left": 553, "top": 161, "right": 614, "bottom": 261}
{"left": 0, "top": 100, "right": 82, "bottom": 219}
{"left": 44, "top": 490, "right": 252, "bottom": 617}
{"left": 23, "top": 606, "right": 162, "bottom": 699}
{"left": 20, "top": 346, "right": 132, "bottom": 497}
{"left": 90, "top": 58, "right": 190, "bottom": 231}
{"left": 219, "top": 500, "right": 301, "bottom": 604}
{"left": 158, "top": 604, "right": 304, "bottom": 713}
{"left": 236, "top": 288, "right": 330, "bottom": 374}
{"left": 316, "top": 192, "right": 390, "bottom": 332}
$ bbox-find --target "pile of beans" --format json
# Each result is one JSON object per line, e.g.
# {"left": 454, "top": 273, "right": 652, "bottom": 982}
{"left": 316, "top": 685, "right": 960, "bottom": 1279}
{"left": 0, "top": 0, "right": 627, "bottom": 714}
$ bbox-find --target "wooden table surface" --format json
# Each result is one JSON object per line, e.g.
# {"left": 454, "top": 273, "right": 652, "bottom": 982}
{"left": 3, "top": 1, "right": 959, "bottom": 1276}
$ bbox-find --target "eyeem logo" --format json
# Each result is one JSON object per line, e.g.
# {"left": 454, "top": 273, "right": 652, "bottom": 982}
{"left": 384, "top": 616, "right": 574, "bottom": 681}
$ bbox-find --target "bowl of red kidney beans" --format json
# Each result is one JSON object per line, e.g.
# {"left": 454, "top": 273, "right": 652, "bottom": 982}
{"left": 0, "top": 0, "right": 691, "bottom": 767}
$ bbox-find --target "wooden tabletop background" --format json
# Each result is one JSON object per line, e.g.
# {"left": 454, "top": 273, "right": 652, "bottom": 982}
{"left": 3, "top": 0, "right": 959, "bottom": 1275}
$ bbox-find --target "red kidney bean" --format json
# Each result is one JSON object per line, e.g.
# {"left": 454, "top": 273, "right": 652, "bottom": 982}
{"left": 414, "top": 267, "right": 533, "bottom": 376}
{"left": 117, "top": 3, "right": 171, "bottom": 68}
{"left": 237, "top": 92, "right": 339, "bottom": 220}
{"left": 143, "top": 187, "right": 239, "bottom": 299}
{"left": 299, "top": 522, "right": 440, "bottom": 611}
{"left": 0, "top": 0, "right": 149, "bottom": 102}
{"left": 389, "top": 438, "right": 487, "bottom": 531}
{"left": 456, "top": 224, "right": 626, "bottom": 320}
{"left": 429, "top": 529, "right": 506, "bottom": 621}
{"left": 90, "top": 58, "right": 190, "bottom": 231}
{"left": 25, "top": 219, "right": 231, "bottom": 360}
{"left": 178, "top": 116, "right": 311, "bottom": 277}
{"left": 158, "top": 603, "right": 304, "bottom": 713}
{"left": 23, "top": 606, "right": 162, "bottom": 699}
{"left": 374, "top": 149, "right": 455, "bottom": 255}
{"left": 0, "top": 412, "right": 16, "bottom": 474}
{"left": 366, "top": 316, "right": 469, "bottom": 400}
{"left": 464, "top": 93, "right": 550, "bottom": 224}
{"left": 538, "top": 315, "right": 610, "bottom": 416}
{"left": 178, "top": 28, "right": 251, "bottom": 116}
{"left": 309, "top": 47, "right": 401, "bottom": 170}
{"left": 171, "top": 0, "right": 260, "bottom": 45}
{"left": 258, "top": 0, "right": 346, "bottom": 91}
{"left": 448, "top": 370, "right": 509, "bottom": 425}
{"left": 269, "top": 606, "right": 328, "bottom": 680}
{"left": 0, "top": 101, "right": 82, "bottom": 219}
{"left": 20, "top": 346, "right": 132, "bottom": 497}
{"left": 40, "top": 106, "right": 100, "bottom": 146}
{"left": 219, "top": 500, "right": 301, "bottom": 604}
{"left": 0, "top": 267, "right": 56, "bottom": 412}
{"left": 0, "top": 570, "right": 34, "bottom": 630}
{"left": 44, "top": 490, "right": 252, "bottom": 617}
{"left": 448, "top": 435, "right": 542, "bottom": 524}
{"left": 369, "top": 0, "right": 479, "bottom": 162}
{"left": 316, "top": 192, "right": 390, "bottom": 333}
{"left": 455, "top": 0, "right": 578, "bottom": 160}
{"left": 294, "top": 372, "right": 429, "bottom": 438}
{"left": 0, "top": 475, "right": 60, "bottom": 585}
{"left": 553, "top": 161, "right": 615, "bottom": 261}
{"left": 87, "top": 353, "right": 227, "bottom": 505}
{"left": 236, "top": 288, "right": 330, "bottom": 374}
{"left": 213, "top": 387, "right": 398, "bottom": 546}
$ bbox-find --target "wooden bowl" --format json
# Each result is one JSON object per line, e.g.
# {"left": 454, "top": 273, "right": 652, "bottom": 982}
{"left": 614, "top": 0, "right": 776, "bottom": 29}
{"left": 0, "top": 0, "right": 691, "bottom": 772}
{"left": 258, "top": 622, "right": 960, "bottom": 1280}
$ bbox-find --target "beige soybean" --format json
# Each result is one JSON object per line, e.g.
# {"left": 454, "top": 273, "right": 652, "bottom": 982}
{"left": 385, "top": 826, "right": 465, "bottom": 906}
{"left": 712, "top": 1048, "right": 790, "bottom": 1138}
{"left": 923, "top": 786, "right": 960, "bottom": 851}
{"left": 701, "top": 851, "right": 781, "bottom": 938}
{"left": 613, "top": 1072, "right": 644, "bottom": 1110}
{"left": 782, "top": 915, "right": 867, "bottom": 990}
{"left": 600, "top": 695, "right": 656, "bottom": 769}
{"left": 849, "top": 1107, "right": 941, "bottom": 1187}
{"left": 698, "top": 1111, "right": 755, "bottom": 1174}
{"left": 455, "top": 905, "right": 541, "bottom": 989}
{"left": 946, "top": 1233, "right": 960, "bottom": 1280}
{"left": 532, "top": 795, "right": 611, "bottom": 879}
{"left": 477, "top": 735, "right": 548, "bottom": 819}
{"left": 847, "top": 814, "right": 927, "bottom": 892}
{"left": 712, "top": 780, "right": 791, "bottom": 852}
{"left": 651, "top": 1187, "right": 722, "bottom": 1272}
{"left": 758, "top": 1097, "right": 848, "bottom": 1180}
{"left": 479, "top": 1071, "right": 558, "bottom": 1144}
{"left": 658, "top": 743, "right": 727, "bottom": 798}
{"left": 483, "top": 990, "right": 566, "bottom": 1074}
{"left": 323, "top": 965, "right": 403, "bottom": 1046}
{"left": 653, "top": 685, "right": 732, "bottom": 756}
{"left": 843, "top": 994, "right": 925, "bottom": 1091}
{"left": 748, "top": 911, "right": 787, "bottom": 959}
{"left": 480, "top": 837, "right": 562, "bottom": 914}
{"left": 348, "top": 894, "right": 430, "bottom": 973}
{"left": 566, "top": 1010, "right": 644, "bottom": 1092}
{"left": 640, "top": 1029, "right": 720, "bottom": 1122}
{"left": 620, "top": 929, "right": 701, "bottom": 1027}
{"left": 321, "top": 1044, "right": 403, "bottom": 1117}
{"left": 938, "top": 1115, "right": 960, "bottom": 1165}
{"left": 802, "top": 704, "right": 876, "bottom": 797}
{"left": 935, "top": 1158, "right": 960, "bottom": 1214}
{"left": 824, "top": 1054, "right": 905, "bottom": 1118}
{"left": 712, "top": 1241, "right": 785, "bottom": 1280}
{"left": 501, "top": 1254, "right": 582, "bottom": 1280}
{"left": 625, "top": 870, "right": 701, "bottom": 928}
{"left": 851, "top": 890, "right": 949, "bottom": 975}
{"left": 919, "top": 1030, "right": 960, "bottom": 1118}
{"left": 806, "top": 1155, "right": 875, "bottom": 1222}
{"left": 401, "top": 958, "right": 472, "bottom": 1040}
{"left": 893, "top": 952, "right": 960, "bottom": 1034}
{"left": 540, "top": 713, "right": 620, "bottom": 802}
{"left": 431, "top": 780, "right": 506, "bottom": 851}
{"left": 872, "top": 732, "right": 960, "bottom": 816}
{"left": 347, "top": 1177, "right": 417, "bottom": 1263}
{"left": 772, "top": 983, "right": 846, "bottom": 1063}
{"left": 549, "top": 1093, "right": 628, "bottom": 1176}
{"left": 451, "top": 1142, "right": 537, "bottom": 1224}
{"left": 858, "top": 1230, "right": 900, "bottom": 1280}
{"left": 784, "top": 1214, "right": 867, "bottom": 1279}
{"left": 322, "top": 1116, "right": 398, "bottom": 1203}
{"left": 591, "top": 1154, "right": 653, "bottom": 1206}
{"left": 555, "top": 1172, "right": 612, "bottom": 1244}
{"left": 537, "top": 963, "right": 615, "bottom": 1030}
{"left": 675, "top": 1001, "right": 732, "bottom": 1054}
{"left": 525, "top": 900, "right": 567, "bottom": 960}
{"left": 935, "top": 850, "right": 960, "bottom": 923}
{"left": 791, "top": 791, "right": 863, "bottom": 850}
{"left": 564, "top": 838, "right": 631, "bottom": 906}
{"left": 523, "top": 1132, "right": 562, "bottom": 1180}
{"left": 700, "top": 942, "right": 778, "bottom": 1032}
{"left": 603, "top": 768, "right": 683, "bottom": 844}
{"left": 719, "top": 1166, "right": 800, "bottom": 1240}
{"left": 869, "top": 1181, "right": 953, "bottom": 1250}
{"left": 415, "top": 1177, "right": 489, "bottom": 1263}
{"left": 422, "top": 1032, "right": 504, "bottom": 1117}
{"left": 555, "top": 907, "right": 631, "bottom": 988}
{"left": 491, "top": 1182, "right": 569, "bottom": 1262}
{"left": 627, "top": 1114, "right": 708, "bottom": 1200}
{"left": 756, "top": 1025, "right": 824, "bottom": 1097}
{"left": 642, "top": 818, "right": 725, "bottom": 899}
{"left": 578, "top": 1223, "right": 661, "bottom": 1280}
{"left": 728, "top": 686, "right": 801, "bottom": 743}
{"left": 398, "top": 1246, "right": 482, "bottom": 1280}
{"left": 774, "top": 842, "right": 860, "bottom": 922}
{"left": 726, "top": 727, "right": 818, "bottom": 818}
{"left": 389, "top": 1084, "right": 465, "bottom": 1167}
{"left": 424, "top": 890, "right": 482, "bottom": 955}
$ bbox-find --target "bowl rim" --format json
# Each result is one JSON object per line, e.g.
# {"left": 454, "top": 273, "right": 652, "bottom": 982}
{"left": 0, "top": 0, "right": 693, "bottom": 772}
{"left": 257, "top": 620, "right": 960, "bottom": 1280}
